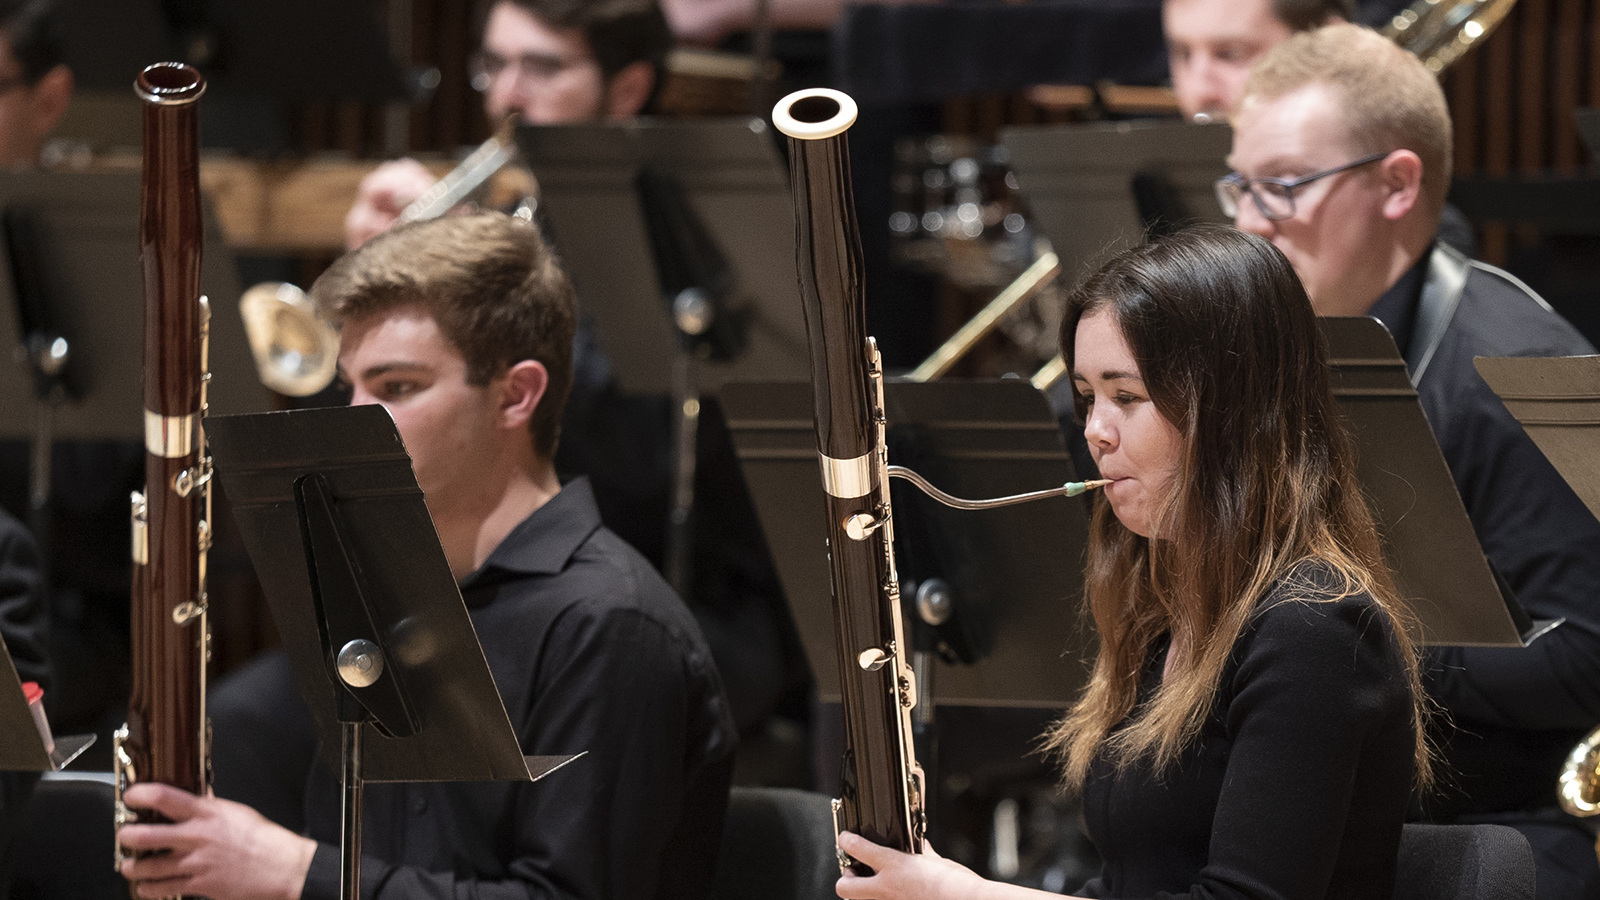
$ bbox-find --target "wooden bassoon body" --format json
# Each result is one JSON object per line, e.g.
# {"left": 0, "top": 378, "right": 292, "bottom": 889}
{"left": 115, "top": 62, "right": 211, "bottom": 898}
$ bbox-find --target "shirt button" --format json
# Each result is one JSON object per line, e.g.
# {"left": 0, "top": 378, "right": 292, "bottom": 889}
{"left": 413, "top": 796, "right": 428, "bottom": 814}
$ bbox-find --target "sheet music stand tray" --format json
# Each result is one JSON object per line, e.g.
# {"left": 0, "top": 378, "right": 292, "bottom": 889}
{"left": 516, "top": 119, "right": 811, "bottom": 395}
{"left": 1474, "top": 354, "right": 1600, "bottom": 523}
{"left": 208, "top": 406, "right": 579, "bottom": 900}
{"left": 1001, "top": 120, "right": 1232, "bottom": 285}
{"left": 1324, "top": 317, "right": 1538, "bottom": 647}
{"left": 720, "top": 378, "right": 1094, "bottom": 708}
{"left": 0, "top": 642, "right": 94, "bottom": 773}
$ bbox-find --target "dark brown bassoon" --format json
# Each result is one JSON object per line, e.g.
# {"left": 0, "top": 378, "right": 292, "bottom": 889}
{"left": 771, "top": 89, "right": 925, "bottom": 872}
{"left": 115, "top": 62, "right": 211, "bottom": 895}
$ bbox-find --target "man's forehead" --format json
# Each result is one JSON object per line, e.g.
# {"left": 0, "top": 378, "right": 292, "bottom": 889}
{"left": 1230, "top": 84, "right": 1354, "bottom": 165}
{"left": 483, "top": 1, "right": 589, "bottom": 57}
{"left": 339, "top": 305, "right": 460, "bottom": 365}
{"left": 1164, "top": 0, "right": 1282, "bottom": 40}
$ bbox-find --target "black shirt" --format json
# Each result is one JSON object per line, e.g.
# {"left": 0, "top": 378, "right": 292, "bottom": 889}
{"left": 299, "top": 479, "right": 738, "bottom": 900}
{"left": 1078, "top": 569, "right": 1415, "bottom": 900}
{"left": 0, "top": 507, "right": 48, "bottom": 691}
{"left": 1369, "top": 245, "right": 1600, "bottom": 817}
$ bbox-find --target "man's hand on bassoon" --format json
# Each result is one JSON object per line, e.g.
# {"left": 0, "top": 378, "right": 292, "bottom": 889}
{"left": 117, "top": 782, "right": 317, "bottom": 900}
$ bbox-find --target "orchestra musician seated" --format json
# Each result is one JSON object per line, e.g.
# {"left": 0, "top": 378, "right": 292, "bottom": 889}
{"left": 836, "top": 225, "right": 1434, "bottom": 900}
{"left": 343, "top": 0, "right": 667, "bottom": 249}
{"left": 1225, "top": 25, "right": 1600, "bottom": 899}
{"left": 117, "top": 211, "right": 737, "bottom": 900}
{"left": 1162, "top": 0, "right": 1348, "bottom": 124}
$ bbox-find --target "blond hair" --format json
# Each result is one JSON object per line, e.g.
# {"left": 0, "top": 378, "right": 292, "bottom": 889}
{"left": 1241, "top": 23, "right": 1452, "bottom": 211}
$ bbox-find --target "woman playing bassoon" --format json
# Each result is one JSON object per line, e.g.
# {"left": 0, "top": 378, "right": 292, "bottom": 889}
{"left": 838, "top": 225, "right": 1434, "bottom": 900}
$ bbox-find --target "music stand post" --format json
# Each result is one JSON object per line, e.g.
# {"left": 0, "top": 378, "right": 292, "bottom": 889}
{"left": 208, "top": 406, "right": 581, "bottom": 900}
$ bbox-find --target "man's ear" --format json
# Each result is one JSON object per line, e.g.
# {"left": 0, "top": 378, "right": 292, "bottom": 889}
{"left": 603, "top": 61, "right": 654, "bottom": 119}
{"left": 1379, "top": 149, "right": 1424, "bottom": 222}
{"left": 29, "top": 64, "right": 72, "bottom": 143}
{"left": 499, "top": 359, "right": 549, "bottom": 430}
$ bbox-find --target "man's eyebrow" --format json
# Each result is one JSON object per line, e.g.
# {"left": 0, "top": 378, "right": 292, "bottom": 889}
{"left": 354, "top": 361, "right": 429, "bottom": 380}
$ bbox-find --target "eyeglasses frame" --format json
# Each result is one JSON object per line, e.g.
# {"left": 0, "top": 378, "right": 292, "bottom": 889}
{"left": 1216, "top": 151, "right": 1393, "bottom": 221}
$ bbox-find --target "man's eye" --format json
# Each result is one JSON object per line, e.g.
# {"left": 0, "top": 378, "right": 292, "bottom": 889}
{"left": 382, "top": 381, "right": 420, "bottom": 399}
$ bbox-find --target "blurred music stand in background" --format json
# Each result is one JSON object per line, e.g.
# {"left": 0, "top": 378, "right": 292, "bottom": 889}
{"left": 209, "top": 406, "right": 579, "bottom": 900}
{"left": 1001, "top": 120, "right": 1232, "bottom": 287}
{"left": 1475, "top": 354, "right": 1600, "bottom": 526}
{"left": 0, "top": 171, "right": 266, "bottom": 533}
{"left": 1323, "top": 317, "right": 1549, "bottom": 647}
{"left": 720, "top": 378, "right": 1093, "bottom": 838}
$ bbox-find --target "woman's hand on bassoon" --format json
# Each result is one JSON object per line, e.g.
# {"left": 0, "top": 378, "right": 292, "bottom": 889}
{"left": 835, "top": 831, "right": 1088, "bottom": 900}
{"left": 117, "top": 782, "right": 317, "bottom": 900}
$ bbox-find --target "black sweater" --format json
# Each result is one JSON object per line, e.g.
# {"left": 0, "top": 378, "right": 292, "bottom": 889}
{"left": 1077, "top": 573, "right": 1416, "bottom": 900}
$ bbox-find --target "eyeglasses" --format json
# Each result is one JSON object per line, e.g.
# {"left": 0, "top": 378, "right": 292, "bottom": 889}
{"left": 468, "top": 50, "right": 596, "bottom": 93}
{"left": 1215, "top": 152, "right": 1391, "bottom": 221}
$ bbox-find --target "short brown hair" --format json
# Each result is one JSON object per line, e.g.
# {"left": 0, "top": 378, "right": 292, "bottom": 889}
{"left": 1241, "top": 23, "right": 1452, "bottom": 210}
{"left": 483, "top": 0, "right": 671, "bottom": 78}
{"left": 310, "top": 212, "right": 577, "bottom": 459}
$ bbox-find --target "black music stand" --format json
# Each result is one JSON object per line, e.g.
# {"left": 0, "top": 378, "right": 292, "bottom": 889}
{"left": 1323, "top": 317, "right": 1541, "bottom": 647}
{"left": 0, "top": 643, "right": 94, "bottom": 774}
{"left": 208, "top": 406, "right": 580, "bottom": 900}
{"left": 1001, "top": 120, "right": 1232, "bottom": 284}
{"left": 1474, "top": 354, "right": 1600, "bottom": 522}
{"left": 720, "top": 379, "right": 1094, "bottom": 708}
{"left": 516, "top": 119, "right": 811, "bottom": 395}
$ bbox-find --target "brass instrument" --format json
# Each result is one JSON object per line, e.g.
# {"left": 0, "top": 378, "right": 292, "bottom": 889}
{"left": 116, "top": 62, "right": 212, "bottom": 897}
{"left": 905, "top": 249, "right": 1060, "bottom": 382}
{"left": 771, "top": 87, "right": 927, "bottom": 871}
{"left": 1560, "top": 726, "right": 1600, "bottom": 863}
{"left": 238, "top": 117, "right": 530, "bottom": 397}
{"left": 1382, "top": 0, "right": 1517, "bottom": 74}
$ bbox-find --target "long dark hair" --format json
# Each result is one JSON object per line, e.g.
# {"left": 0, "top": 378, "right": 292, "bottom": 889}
{"left": 1043, "top": 225, "right": 1431, "bottom": 791}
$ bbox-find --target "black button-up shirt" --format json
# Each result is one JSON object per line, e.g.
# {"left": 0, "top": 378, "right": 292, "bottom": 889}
{"left": 300, "top": 478, "right": 737, "bottom": 900}
{"left": 1370, "top": 245, "right": 1600, "bottom": 817}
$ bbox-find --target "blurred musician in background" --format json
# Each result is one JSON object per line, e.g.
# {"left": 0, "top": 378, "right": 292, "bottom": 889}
{"left": 120, "top": 212, "right": 736, "bottom": 900}
{"left": 0, "top": 0, "right": 71, "bottom": 168}
{"left": 1225, "top": 24, "right": 1600, "bottom": 898}
{"left": 343, "top": 0, "right": 669, "bottom": 249}
{"left": 838, "top": 225, "right": 1432, "bottom": 900}
{"left": 1162, "top": 0, "right": 1348, "bottom": 124}
{"left": 0, "top": 508, "right": 48, "bottom": 852}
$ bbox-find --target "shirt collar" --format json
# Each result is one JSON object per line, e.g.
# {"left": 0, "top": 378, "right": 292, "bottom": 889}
{"left": 1365, "top": 246, "right": 1433, "bottom": 369}
{"left": 459, "top": 477, "right": 603, "bottom": 590}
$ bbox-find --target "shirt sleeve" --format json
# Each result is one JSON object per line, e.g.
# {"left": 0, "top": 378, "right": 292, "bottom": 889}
{"left": 299, "top": 601, "right": 709, "bottom": 900}
{"left": 1163, "top": 598, "right": 1412, "bottom": 900}
{"left": 0, "top": 509, "right": 49, "bottom": 692}
{"left": 1425, "top": 363, "right": 1600, "bottom": 730}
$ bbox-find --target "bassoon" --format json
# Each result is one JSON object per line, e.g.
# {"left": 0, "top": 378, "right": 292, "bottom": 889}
{"left": 115, "top": 62, "right": 212, "bottom": 896}
{"left": 771, "top": 88, "right": 926, "bottom": 872}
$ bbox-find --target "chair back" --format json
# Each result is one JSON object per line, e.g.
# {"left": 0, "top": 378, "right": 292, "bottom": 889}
{"left": 708, "top": 786, "right": 839, "bottom": 900}
{"left": 1394, "top": 823, "right": 1536, "bottom": 900}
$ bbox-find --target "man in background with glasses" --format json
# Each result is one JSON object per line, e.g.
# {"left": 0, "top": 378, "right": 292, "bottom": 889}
{"left": 1228, "top": 24, "right": 1600, "bottom": 900}
{"left": 344, "top": 0, "right": 668, "bottom": 249}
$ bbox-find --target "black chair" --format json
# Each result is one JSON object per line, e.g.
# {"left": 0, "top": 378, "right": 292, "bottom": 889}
{"left": 1394, "top": 823, "right": 1536, "bottom": 900}
{"left": 708, "top": 786, "right": 839, "bottom": 900}
{"left": 4, "top": 772, "right": 126, "bottom": 900}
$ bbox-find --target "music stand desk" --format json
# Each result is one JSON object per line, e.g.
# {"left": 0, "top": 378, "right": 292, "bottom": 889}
{"left": 1325, "top": 317, "right": 1535, "bottom": 647}
{"left": 1002, "top": 120, "right": 1232, "bottom": 286}
{"left": 209, "top": 406, "right": 578, "bottom": 899}
{"left": 516, "top": 119, "right": 811, "bottom": 396}
{"left": 0, "top": 641, "right": 93, "bottom": 773}
{"left": 722, "top": 378, "right": 1093, "bottom": 708}
{"left": 1475, "top": 354, "right": 1600, "bottom": 523}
